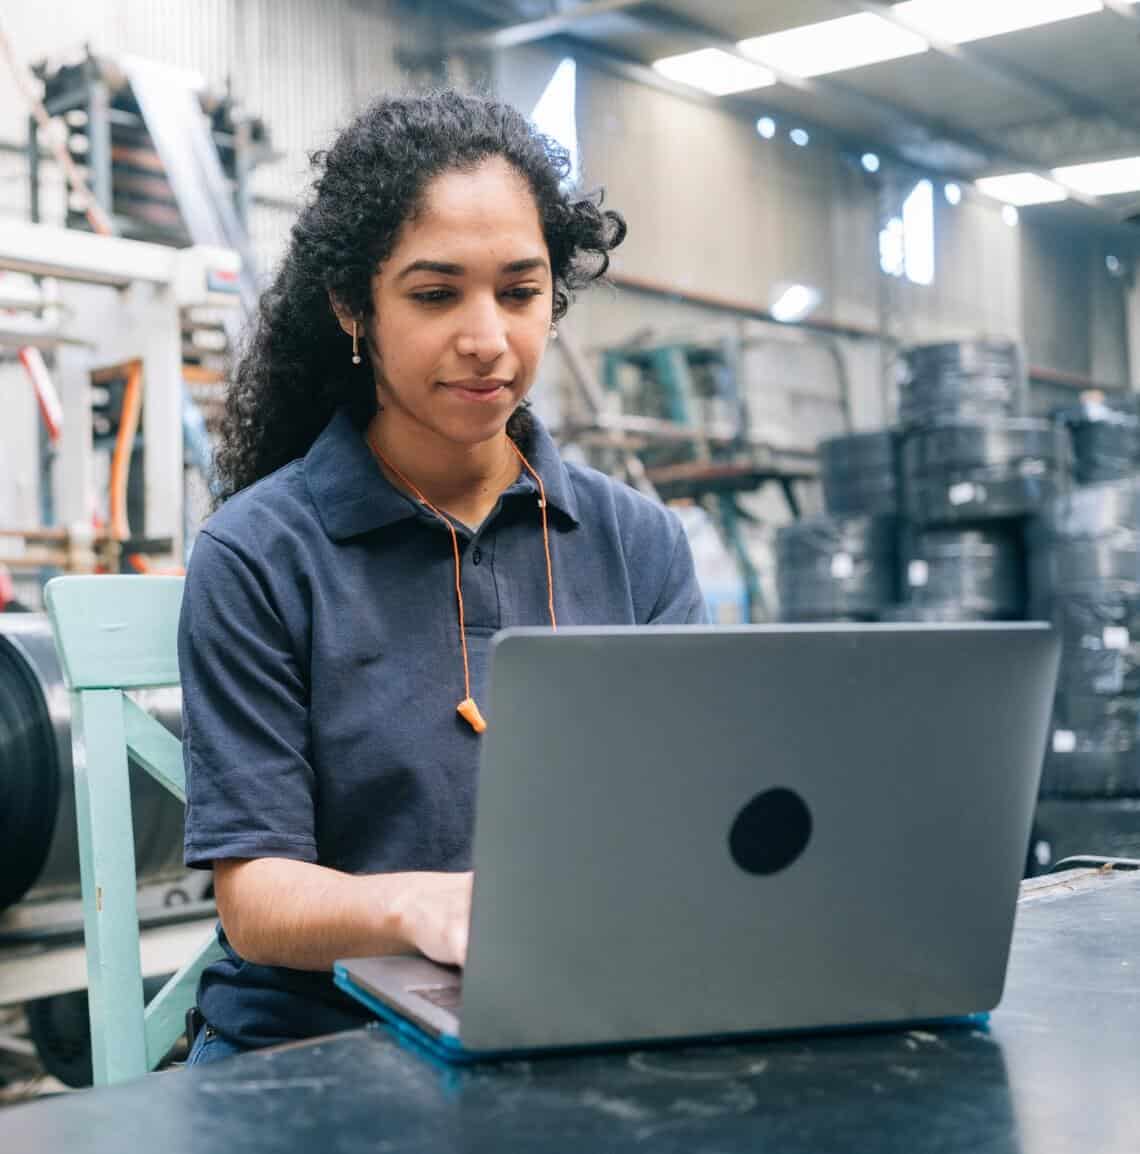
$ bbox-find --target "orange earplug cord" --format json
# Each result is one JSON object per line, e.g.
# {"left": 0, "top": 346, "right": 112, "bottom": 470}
{"left": 367, "top": 431, "right": 557, "bottom": 733}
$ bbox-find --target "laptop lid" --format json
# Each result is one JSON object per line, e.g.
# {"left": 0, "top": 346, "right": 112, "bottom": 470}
{"left": 456, "top": 623, "right": 1059, "bottom": 1052}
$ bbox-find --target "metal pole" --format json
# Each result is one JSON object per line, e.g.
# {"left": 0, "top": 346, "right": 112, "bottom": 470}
{"left": 87, "top": 78, "right": 114, "bottom": 228}
{"left": 27, "top": 113, "right": 39, "bottom": 223}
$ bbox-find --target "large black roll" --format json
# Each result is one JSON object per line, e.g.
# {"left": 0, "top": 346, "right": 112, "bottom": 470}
{"left": 0, "top": 621, "right": 60, "bottom": 911}
{"left": 1027, "top": 479, "right": 1140, "bottom": 799}
{"left": 899, "top": 340, "right": 1025, "bottom": 428}
{"left": 1059, "top": 399, "right": 1139, "bottom": 485}
{"left": 1041, "top": 692, "right": 1140, "bottom": 799}
{"left": 897, "top": 526, "right": 1025, "bottom": 619}
{"left": 1052, "top": 593, "right": 1140, "bottom": 698}
{"left": 901, "top": 418, "right": 1061, "bottom": 527}
{"left": 879, "top": 603, "right": 992, "bottom": 623}
{"left": 1032, "top": 798, "right": 1140, "bottom": 868}
{"left": 819, "top": 429, "right": 900, "bottom": 517}
{"left": 0, "top": 615, "right": 187, "bottom": 912}
{"left": 776, "top": 515, "right": 898, "bottom": 622}
{"left": 1028, "top": 479, "right": 1140, "bottom": 614}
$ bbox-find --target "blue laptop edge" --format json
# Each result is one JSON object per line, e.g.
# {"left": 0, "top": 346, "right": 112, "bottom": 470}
{"left": 333, "top": 963, "right": 988, "bottom": 1066}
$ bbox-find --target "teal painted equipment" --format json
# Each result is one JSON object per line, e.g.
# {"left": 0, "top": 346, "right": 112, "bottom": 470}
{"left": 44, "top": 575, "right": 223, "bottom": 1086}
{"left": 601, "top": 340, "right": 814, "bottom": 619}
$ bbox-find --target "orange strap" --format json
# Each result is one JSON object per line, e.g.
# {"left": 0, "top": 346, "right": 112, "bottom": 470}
{"left": 367, "top": 431, "right": 556, "bottom": 733}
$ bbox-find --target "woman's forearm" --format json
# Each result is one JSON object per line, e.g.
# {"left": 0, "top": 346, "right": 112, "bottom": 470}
{"left": 212, "top": 857, "right": 413, "bottom": 971}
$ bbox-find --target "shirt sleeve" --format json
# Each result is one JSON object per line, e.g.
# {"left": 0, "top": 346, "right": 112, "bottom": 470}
{"left": 647, "top": 514, "right": 712, "bottom": 625}
{"left": 181, "top": 529, "right": 318, "bottom": 868}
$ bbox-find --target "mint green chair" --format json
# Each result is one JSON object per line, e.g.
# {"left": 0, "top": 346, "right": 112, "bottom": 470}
{"left": 44, "top": 575, "right": 224, "bottom": 1086}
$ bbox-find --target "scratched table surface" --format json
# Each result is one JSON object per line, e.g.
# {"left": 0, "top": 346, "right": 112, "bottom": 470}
{"left": 4, "top": 868, "right": 1138, "bottom": 1154}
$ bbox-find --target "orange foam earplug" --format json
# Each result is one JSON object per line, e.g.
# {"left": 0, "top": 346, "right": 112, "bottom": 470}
{"left": 457, "top": 697, "right": 487, "bottom": 734}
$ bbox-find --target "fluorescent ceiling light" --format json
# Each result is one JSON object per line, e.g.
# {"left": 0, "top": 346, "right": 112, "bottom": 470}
{"left": 975, "top": 172, "right": 1068, "bottom": 206}
{"left": 892, "top": 0, "right": 1101, "bottom": 45}
{"left": 770, "top": 283, "right": 822, "bottom": 324}
{"left": 1053, "top": 156, "right": 1140, "bottom": 196}
{"left": 652, "top": 48, "right": 775, "bottom": 95}
{"left": 738, "top": 13, "right": 927, "bottom": 79}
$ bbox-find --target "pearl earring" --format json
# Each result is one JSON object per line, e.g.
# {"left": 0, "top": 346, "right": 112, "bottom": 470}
{"left": 549, "top": 325, "right": 559, "bottom": 341}
{"left": 351, "top": 321, "right": 361, "bottom": 365}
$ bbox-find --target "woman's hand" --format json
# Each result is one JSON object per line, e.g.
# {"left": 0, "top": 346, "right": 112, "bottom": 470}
{"left": 214, "top": 859, "right": 474, "bottom": 972}
{"left": 391, "top": 871, "right": 474, "bottom": 967}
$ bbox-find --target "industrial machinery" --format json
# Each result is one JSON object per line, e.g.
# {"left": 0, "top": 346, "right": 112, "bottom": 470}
{"left": 0, "top": 49, "right": 273, "bottom": 1084}
{"left": 581, "top": 339, "right": 818, "bottom": 620}
{"left": 0, "top": 221, "right": 238, "bottom": 1084}
{"left": 0, "top": 219, "right": 240, "bottom": 582}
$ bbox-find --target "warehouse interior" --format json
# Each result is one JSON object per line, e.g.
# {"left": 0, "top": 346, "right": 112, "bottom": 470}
{"left": 1, "top": 1, "right": 1139, "bottom": 1145}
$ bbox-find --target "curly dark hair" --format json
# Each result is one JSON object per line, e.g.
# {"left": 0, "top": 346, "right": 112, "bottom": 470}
{"left": 212, "top": 89, "right": 626, "bottom": 503}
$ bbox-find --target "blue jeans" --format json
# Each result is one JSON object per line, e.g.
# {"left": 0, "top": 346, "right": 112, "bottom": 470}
{"left": 186, "top": 1024, "right": 247, "bottom": 1066}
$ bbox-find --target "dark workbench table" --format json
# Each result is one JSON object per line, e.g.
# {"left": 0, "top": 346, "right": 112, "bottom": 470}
{"left": 4, "top": 868, "right": 1138, "bottom": 1153}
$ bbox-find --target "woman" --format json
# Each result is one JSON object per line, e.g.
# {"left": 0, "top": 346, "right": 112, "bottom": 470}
{"left": 181, "top": 89, "right": 707, "bottom": 1065}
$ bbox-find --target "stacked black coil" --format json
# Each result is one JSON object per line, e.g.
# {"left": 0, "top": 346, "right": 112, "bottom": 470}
{"left": 787, "top": 338, "right": 1140, "bottom": 866}
{"left": 1029, "top": 479, "right": 1140, "bottom": 800}
{"left": 1030, "top": 799, "right": 1140, "bottom": 871}
{"left": 0, "top": 616, "right": 186, "bottom": 913}
{"left": 896, "top": 526, "right": 1025, "bottom": 620}
{"left": 902, "top": 419, "right": 1061, "bottom": 527}
{"left": 818, "top": 430, "right": 900, "bottom": 517}
{"left": 1059, "top": 399, "right": 1140, "bottom": 485}
{"left": 899, "top": 340, "right": 1026, "bottom": 428}
{"left": 776, "top": 515, "right": 898, "bottom": 622}
{"left": 0, "top": 625, "right": 60, "bottom": 912}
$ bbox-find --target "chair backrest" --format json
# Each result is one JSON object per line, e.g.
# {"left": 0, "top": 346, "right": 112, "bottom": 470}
{"left": 46, "top": 574, "right": 183, "bottom": 690}
{"left": 45, "top": 575, "right": 223, "bottom": 1086}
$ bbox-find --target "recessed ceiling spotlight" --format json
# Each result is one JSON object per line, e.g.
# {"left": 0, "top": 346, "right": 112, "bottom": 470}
{"left": 1106, "top": 254, "right": 1123, "bottom": 277}
{"left": 756, "top": 116, "right": 776, "bottom": 139}
{"left": 790, "top": 128, "right": 810, "bottom": 147}
{"left": 861, "top": 152, "right": 881, "bottom": 173}
{"left": 944, "top": 182, "right": 962, "bottom": 205}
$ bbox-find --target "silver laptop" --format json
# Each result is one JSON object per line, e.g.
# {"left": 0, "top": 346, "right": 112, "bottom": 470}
{"left": 335, "top": 623, "right": 1059, "bottom": 1060}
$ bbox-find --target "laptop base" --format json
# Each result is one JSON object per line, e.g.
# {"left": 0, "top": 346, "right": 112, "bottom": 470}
{"left": 334, "top": 965, "right": 987, "bottom": 1067}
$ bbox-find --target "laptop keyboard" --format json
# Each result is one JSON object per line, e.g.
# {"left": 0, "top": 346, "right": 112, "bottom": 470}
{"left": 410, "top": 983, "right": 463, "bottom": 1013}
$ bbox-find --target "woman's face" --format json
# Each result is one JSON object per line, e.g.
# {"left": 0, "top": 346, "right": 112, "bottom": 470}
{"left": 366, "top": 156, "right": 553, "bottom": 448}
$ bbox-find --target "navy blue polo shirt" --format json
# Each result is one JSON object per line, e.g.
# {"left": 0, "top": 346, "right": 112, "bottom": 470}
{"left": 180, "top": 408, "right": 707, "bottom": 1048}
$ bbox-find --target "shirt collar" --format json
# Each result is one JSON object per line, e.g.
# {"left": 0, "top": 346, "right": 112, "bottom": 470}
{"left": 305, "top": 408, "right": 581, "bottom": 542}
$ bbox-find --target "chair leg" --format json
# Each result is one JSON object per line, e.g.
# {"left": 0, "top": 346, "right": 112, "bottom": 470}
{"left": 72, "top": 690, "right": 148, "bottom": 1084}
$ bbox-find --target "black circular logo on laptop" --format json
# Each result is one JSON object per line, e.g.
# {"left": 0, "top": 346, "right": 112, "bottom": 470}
{"left": 728, "top": 788, "right": 813, "bottom": 875}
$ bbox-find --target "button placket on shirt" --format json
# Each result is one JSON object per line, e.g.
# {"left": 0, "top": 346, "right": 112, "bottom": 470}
{"left": 461, "top": 522, "right": 501, "bottom": 630}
